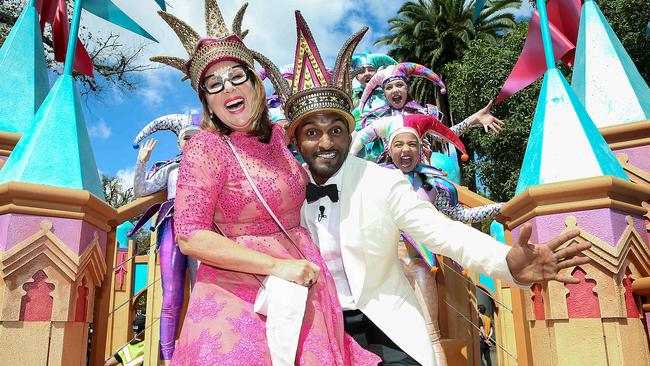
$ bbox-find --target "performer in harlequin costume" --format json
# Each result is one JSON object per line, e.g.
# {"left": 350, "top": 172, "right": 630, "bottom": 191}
{"left": 351, "top": 113, "right": 504, "bottom": 365}
{"left": 350, "top": 51, "right": 398, "bottom": 126}
{"left": 357, "top": 62, "right": 503, "bottom": 161}
{"left": 128, "top": 113, "right": 200, "bottom": 363}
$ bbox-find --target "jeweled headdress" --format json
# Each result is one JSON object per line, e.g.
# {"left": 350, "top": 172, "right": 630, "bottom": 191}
{"left": 359, "top": 62, "right": 447, "bottom": 112}
{"left": 350, "top": 114, "right": 468, "bottom": 160}
{"left": 151, "top": 1, "right": 252, "bottom": 94}
{"left": 351, "top": 51, "right": 398, "bottom": 76}
{"left": 252, "top": 11, "right": 368, "bottom": 138}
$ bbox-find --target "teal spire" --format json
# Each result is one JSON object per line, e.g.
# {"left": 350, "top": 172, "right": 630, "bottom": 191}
{"left": 515, "top": 69, "right": 629, "bottom": 195}
{"left": 516, "top": 0, "right": 628, "bottom": 195}
{"left": 571, "top": 0, "right": 650, "bottom": 128}
{"left": 0, "top": 4, "right": 50, "bottom": 134}
{"left": 0, "top": 75, "right": 104, "bottom": 199}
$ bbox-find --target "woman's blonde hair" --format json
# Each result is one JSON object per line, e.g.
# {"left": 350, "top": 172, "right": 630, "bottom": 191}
{"left": 200, "top": 68, "right": 272, "bottom": 141}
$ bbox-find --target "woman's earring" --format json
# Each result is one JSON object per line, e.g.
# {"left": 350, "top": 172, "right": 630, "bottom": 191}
{"left": 209, "top": 111, "right": 215, "bottom": 119}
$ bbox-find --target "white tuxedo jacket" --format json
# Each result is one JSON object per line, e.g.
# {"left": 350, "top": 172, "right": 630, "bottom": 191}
{"left": 301, "top": 156, "right": 516, "bottom": 366}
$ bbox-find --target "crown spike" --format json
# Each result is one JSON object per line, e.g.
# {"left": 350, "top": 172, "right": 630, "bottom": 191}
{"left": 333, "top": 26, "right": 369, "bottom": 95}
{"left": 157, "top": 11, "right": 200, "bottom": 55}
{"left": 150, "top": 56, "right": 188, "bottom": 75}
{"left": 232, "top": 3, "right": 249, "bottom": 39}
{"left": 251, "top": 50, "right": 291, "bottom": 104}
{"left": 205, "top": 0, "right": 230, "bottom": 38}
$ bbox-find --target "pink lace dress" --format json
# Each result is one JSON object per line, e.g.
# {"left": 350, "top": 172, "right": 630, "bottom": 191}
{"left": 171, "top": 124, "right": 380, "bottom": 365}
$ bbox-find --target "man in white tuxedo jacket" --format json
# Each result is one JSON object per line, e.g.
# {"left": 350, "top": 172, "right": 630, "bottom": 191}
{"left": 292, "top": 112, "right": 590, "bottom": 366}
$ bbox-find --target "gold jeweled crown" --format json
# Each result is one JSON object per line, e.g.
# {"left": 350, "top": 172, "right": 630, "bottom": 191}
{"left": 151, "top": 1, "right": 253, "bottom": 92}
{"left": 253, "top": 11, "right": 368, "bottom": 138}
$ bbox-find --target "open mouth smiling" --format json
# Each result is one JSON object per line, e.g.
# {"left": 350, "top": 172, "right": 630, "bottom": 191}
{"left": 225, "top": 96, "right": 245, "bottom": 113}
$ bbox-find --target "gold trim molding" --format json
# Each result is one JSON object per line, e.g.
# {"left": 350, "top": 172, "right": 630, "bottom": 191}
{"left": 499, "top": 176, "right": 650, "bottom": 230}
{"left": 600, "top": 119, "right": 650, "bottom": 150}
{"left": 0, "top": 131, "right": 21, "bottom": 158}
{"left": 0, "top": 182, "right": 116, "bottom": 231}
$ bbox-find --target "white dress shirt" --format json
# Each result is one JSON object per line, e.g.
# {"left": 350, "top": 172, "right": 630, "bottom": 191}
{"left": 303, "top": 168, "right": 356, "bottom": 310}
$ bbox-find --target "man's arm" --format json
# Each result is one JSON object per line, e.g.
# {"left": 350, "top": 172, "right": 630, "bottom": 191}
{"left": 386, "top": 172, "right": 518, "bottom": 284}
{"left": 386, "top": 171, "right": 589, "bottom": 285}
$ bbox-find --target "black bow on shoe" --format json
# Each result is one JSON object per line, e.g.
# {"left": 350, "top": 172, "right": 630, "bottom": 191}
{"left": 306, "top": 183, "right": 339, "bottom": 203}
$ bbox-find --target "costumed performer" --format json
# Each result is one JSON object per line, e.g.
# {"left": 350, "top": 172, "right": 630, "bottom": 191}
{"left": 361, "top": 113, "right": 505, "bottom": 365}
{"left": 129, "top": 113, "right": 201, "bottom": 363}
{"left": 256, "top": 12, "right": 592, "bottom": 364}
{"left": 350, "top": 51, "right": 398, "bottom": 126}
{"left": 155, "top": 2, "right": 380, "bottom": 365}
{"left": 357, "top": 63, "right": 503, "bottom": 161}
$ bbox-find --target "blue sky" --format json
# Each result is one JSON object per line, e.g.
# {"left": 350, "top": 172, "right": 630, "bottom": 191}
{"left": 74, "top": 0, "right": 532, "bottom": 187}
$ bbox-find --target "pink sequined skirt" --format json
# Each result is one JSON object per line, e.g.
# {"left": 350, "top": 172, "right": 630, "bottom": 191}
{"left": 170, "top": 226, "right": 380, "bottom": 366}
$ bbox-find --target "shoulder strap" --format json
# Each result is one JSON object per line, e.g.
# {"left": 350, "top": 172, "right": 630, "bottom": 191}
{"left": 222, "top": 135, "right": 306, "bottom": 260}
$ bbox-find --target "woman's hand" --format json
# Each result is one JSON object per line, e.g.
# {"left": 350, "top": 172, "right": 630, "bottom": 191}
{"left": 137, "top": 138, "right": 157, "bottom": 162}
{"left": 272, "top": 259, "right": 321, "bottom": 287}
{"left": 469, "top": 100, "right": 504, "bottom": 133}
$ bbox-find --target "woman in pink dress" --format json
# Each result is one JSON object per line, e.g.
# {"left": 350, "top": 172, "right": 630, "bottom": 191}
{"left": 153, "top": 2, "right": 380, "bottom": 365}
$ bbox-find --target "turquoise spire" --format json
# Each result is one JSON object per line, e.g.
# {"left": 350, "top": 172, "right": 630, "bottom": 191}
{"left": 0, "top": 4, "right": 50, "bottom": 134}
{"left": 0, "top": 0, "right": 104, "bottom": 199}
{"left": 515, "top": 0, "right": 628, "bottom": 195}
{"left": 571, "top": 0, "right": 650, "bottom": 128}
{"left": 0, "top": 75, "right": 104, "bottom": 199}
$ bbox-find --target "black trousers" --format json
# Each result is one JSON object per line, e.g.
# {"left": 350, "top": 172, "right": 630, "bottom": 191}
{"left": 480, "top": 341, "right": 492, "bottom": 366}
{"left": 343, "top": 310, "right": 421, "bottom": 366}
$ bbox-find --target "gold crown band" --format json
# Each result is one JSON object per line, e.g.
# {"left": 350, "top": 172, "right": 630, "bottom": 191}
{"left": 188, "top": 40, "right": 254, "bottom": 90}
{"left": 285, "top": 88, "right": 355, "bottom": 137}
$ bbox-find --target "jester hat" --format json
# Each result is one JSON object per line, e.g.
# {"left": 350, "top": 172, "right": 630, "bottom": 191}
{"left": 351, "top": 51, "right": 398, "bottom": 76}
{"left": 350, "top": 114, "right": 468, "bottom": 161}
{"left": 151, "top": 1, "right": 252, "bottom": 97}
{"left": 359, "top": 62, "right": 447, "bottom": 113}
{"left": 132, "top": 114, "right": 201, "bottom": 149}
{"left": 253, "top": 11, "right": 368, "bottom": 138}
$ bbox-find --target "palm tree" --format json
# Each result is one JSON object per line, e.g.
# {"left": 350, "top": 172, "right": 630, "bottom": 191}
{"left": 376, "top": 0, "right": 520, "bottom": 110}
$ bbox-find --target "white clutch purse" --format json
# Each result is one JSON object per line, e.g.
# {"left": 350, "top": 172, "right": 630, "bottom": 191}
{"left": 254, "top": 275, "right": 309, "bottom": 366}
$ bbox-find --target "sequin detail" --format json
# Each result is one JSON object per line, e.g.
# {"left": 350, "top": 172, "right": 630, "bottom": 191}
{"left": 172, "top": 124, "right": 379, "bottom": 365}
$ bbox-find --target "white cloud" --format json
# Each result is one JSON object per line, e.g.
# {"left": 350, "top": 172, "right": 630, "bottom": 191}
{"left": 82, "top": 1, "right": 405, "bottom": 72}
{"left": 512, "top": 1, "right": 534, "bottom": 20}
{"left": 136, "top": 67, "right": 176, "bottom": 106}
{"left": 88, "top": 118, "right": 112, "bottom": 139}
{"left": 182, "top": 106, "right": 200, "bottom": 115}
{"left": 115, "top": 165, "right": 137, "bottom": 190}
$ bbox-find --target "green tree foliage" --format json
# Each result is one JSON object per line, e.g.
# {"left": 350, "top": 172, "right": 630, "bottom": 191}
{"left": 443, "top": 0, "right": 649, "bottom": 201}
{"left": 102, "top": 174, "right": 152, "bottom": 254}
{"left": 376, "top": 0, "right": 521, "bottom": 105}
{"left": 443, "top": 23, "right": 539, "bottom": 201}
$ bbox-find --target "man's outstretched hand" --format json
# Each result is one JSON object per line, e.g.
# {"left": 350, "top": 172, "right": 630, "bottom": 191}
{"left": 506, "top": 223, "right": 591, "bottom": 285}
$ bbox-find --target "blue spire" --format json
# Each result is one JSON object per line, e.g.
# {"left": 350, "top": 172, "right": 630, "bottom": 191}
{"left": 571, "top": 0, "right": 650, "bottom": 128}
{"left": 0, "top": 75, "right": 104, "bottom": 199}
{"left": 516, "top": 69, "right": 629, "bottom": 195}
{"left": 0, "top": 4, "right": 50, "bottom": 134}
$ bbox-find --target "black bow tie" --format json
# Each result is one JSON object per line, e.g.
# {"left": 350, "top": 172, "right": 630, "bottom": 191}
{"left": 306, "top": 183, "right": 339, "bottom": 203}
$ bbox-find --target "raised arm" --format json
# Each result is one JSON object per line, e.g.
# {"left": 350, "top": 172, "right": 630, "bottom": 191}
{"left": 386, "top": 172, "right": 516, "bottom": 283}
{"left": 386, "top": 171, "right": 587, "bottom": 285}
{"left": 133, "top": 139, "right": 174, "bottom": 197}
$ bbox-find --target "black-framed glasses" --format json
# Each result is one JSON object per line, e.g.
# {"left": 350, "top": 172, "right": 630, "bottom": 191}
{"left": 200, "top": 65, "right": 251, "bottom": 95}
